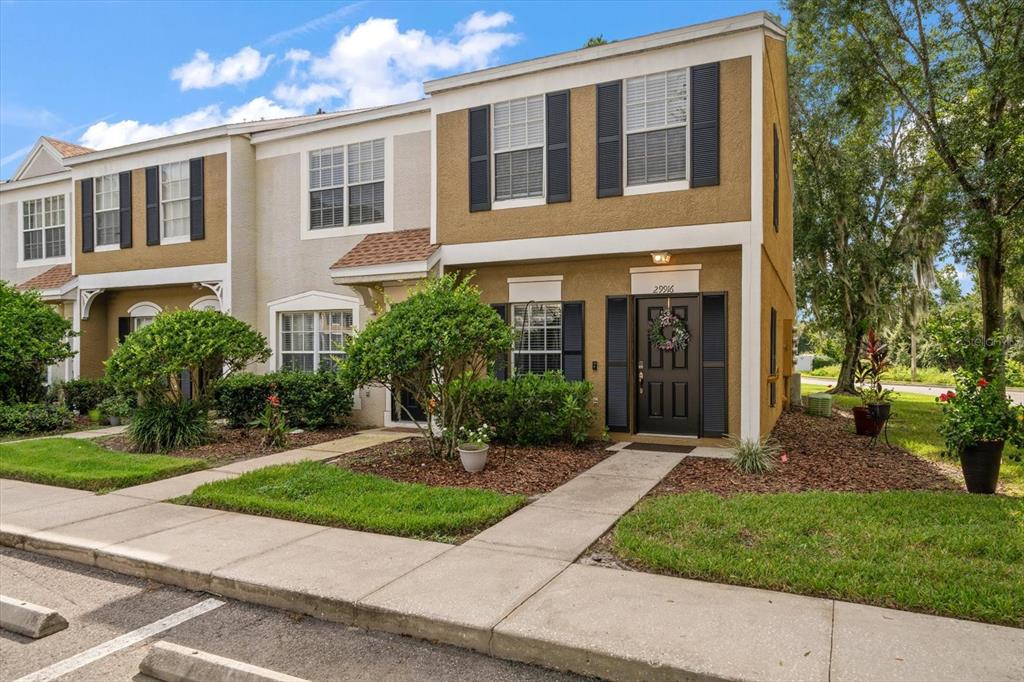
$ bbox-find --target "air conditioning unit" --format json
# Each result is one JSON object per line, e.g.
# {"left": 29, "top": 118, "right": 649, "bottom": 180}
{"left": 807, "top": 392, "right": 833, "bottom": 417}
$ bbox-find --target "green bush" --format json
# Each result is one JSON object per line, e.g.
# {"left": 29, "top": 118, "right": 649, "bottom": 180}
{"left": 811, "top": 356, "right": 837, "bottom": 370}
{"left": 0, "top": 282, "right": 76, "bottom": 404}
{"left": 128, "top": 399, "right": 211, "bottom": 452}
{"left": 0, "top": 403, "right": 74, "bottom": 435}
{"left": 61, "top": 378, "right": 115, "bottom": 414}
{"left": 463, "top": 373, "right": 594, "bottom": 446}
{"left": 212, "top": 371, "right": 353, "bottom": 429}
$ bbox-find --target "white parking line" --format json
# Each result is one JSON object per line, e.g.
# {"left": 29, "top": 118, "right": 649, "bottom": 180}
{"left": 14, "top": 597, "right": 225, "bottom": 682}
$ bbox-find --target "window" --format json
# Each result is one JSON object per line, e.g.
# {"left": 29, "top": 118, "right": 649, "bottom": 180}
{"left": 279, "top": 310, "right": 353, "bottom": 372}
{"left": 23, "top": 195, "right": 65, "bottom": 260}
{"left": 160, "top": 161, "right": 190, "bottom": 239}
{"left": 129, "top": 302, "right": 162, "bottom": 331}
{"left": 625, "top": 69, "right": 687, "bottom": 186}
{"left": 310, "top": 146, "right": 344, "bottom": 229}
{"left": 347, "top": 139, "right": 384, "bottom": 225}
{"left": 493, "top": 96, "right": 544, "bottom": 201}
{"left": 511, "top": 302, "right": 561, "bottom": 374}
{"left": 94, "top": 175, "right": 121, "bottom": 247}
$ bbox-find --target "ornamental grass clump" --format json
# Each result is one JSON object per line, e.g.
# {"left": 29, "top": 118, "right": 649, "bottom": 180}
{"left": 728, "top": 434, "right": 782, "bottom": 474}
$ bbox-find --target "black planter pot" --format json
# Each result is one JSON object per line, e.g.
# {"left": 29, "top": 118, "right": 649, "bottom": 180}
{"left": 867, "top": 402, "right": 891, "bottom": 422}
{"left": 959, "top": 440, "right": 1004, "bottom": 494}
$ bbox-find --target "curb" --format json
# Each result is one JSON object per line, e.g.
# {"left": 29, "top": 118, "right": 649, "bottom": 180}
{"left": 140, "top": 641, "right": 308, "bottom": 682}
{"left": 0, "top": 594, "right": 69, "bottom": 638}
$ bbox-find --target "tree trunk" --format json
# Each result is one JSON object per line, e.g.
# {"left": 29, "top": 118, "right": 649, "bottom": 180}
{"left": 977, "top": 227, "right": 1005, "bottom": 379}
{"left": 833, "top": 328, "right": 864, "bottom": 394}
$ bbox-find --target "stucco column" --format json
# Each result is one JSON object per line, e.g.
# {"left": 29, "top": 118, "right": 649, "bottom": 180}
{"left": 740, "top": 242, "right": 761, "bottom": 440}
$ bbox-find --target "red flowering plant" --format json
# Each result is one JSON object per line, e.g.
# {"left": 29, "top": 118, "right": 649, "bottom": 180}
{"left": 936, "top": 369, "right": 1024, "bottom": 455}
{"left": 253, "top": 391, "right": 288, "bottom": 448}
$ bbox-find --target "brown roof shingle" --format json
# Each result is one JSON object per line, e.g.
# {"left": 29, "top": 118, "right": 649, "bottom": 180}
{"left": 331, "top": 229, "right": 437, "bottom": 269}
{"left": 43, "top": 137, "right": 94, "bottom": 158}
{"left": 17, "top": 264, "right": 74, "bottom": 291}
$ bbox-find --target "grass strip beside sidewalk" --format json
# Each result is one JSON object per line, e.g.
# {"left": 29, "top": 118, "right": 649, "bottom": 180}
{"left": 614, "top": 490, "right": 1024, "bottom": 627}
{"left": 178, "top": 460, "right": 526, "bottom": 543}
{"left": 0, "top": 438, "right": 206, "bottom": 492}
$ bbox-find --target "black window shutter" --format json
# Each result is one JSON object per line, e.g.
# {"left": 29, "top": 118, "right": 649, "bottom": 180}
{"left": 118, "top": 171, "right": 132, "bottom": 249}
{"left": 562, "top": 301, "right": 584, "bottom": 381}
{"left": 468, "top": 106, "right": 491, "bottom": 212}
{"left": 117, "top": 317, "right": 131, "bottom": 344}
{"left": 772, "top": 124, "right": 779, "bottom": 231}
{"left": 546, "top": 90, "right": 571, "bottom": 204}
{"left": 189, "top": 157, "right": 205, "bottom": 241}
{"left": 605, "top": 296, "right": 629, "bottom": 431}
{"left": 80, "top": 178, "right": 94, "bottom": 253}
{"left": 490, "top": 303, "right": 509, "bottom": 380}
{"left": 690, "top": 62, "right": 720, "bottom": 188}
{"left": 145, "top": 166, "right": 160, "bottom": 245}
{"left": 770, "top": 307, "right": 778, "bottom": 374}
{"left": 701, "top": 293, "right": 728, "bottom": 436}
{"left": 596, "top": 81, "right": 622, "bottom": 197}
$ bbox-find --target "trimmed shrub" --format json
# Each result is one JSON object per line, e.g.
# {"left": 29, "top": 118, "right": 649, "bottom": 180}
{"left": 61, "top": 378, "right": 116, "bottom": 414}
{"left": 212, "top": 371, "right": 354, "bottom": 429}
{"left": 463, "top": 373, "right": 594, "bottom": 446}
{"left": 0, "top": 403, "right": 74, "bottom": 435}
{"left": 128, "top": 399, "right": 210, "bottom": 452}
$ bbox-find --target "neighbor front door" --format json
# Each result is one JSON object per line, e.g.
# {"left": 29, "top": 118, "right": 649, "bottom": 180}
{"left": 635, "top": 296, "right": 700, "bottom": 435}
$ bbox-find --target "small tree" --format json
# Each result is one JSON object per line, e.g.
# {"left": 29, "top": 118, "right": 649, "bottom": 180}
{"left": 344, "top": 274, "right": 513, "bottom": 459}
{"left": 0, "top": 282, "right": 76, "bottom": 403}
{"left": 106, "top": 309, "right": 270, "bottom": 403}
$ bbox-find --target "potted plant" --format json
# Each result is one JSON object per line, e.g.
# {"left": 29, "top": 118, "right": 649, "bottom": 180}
{"left": 97, "top": 395, "right": 131, "bottom": 426}
{"left": 456, "top": 423, "right": 495, "bottom": 473}
{"left": 853, "top": 329, "right": 897, "bottom": 435}
{"left": 937, "top": 371, "right": 1024, "bottom": 494}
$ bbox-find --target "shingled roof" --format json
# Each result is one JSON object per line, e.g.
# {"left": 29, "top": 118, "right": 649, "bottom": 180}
{"left": 43, "top": 137, "right": 94, "bottom": 158}
{"left": 331, "top": 229, "right": 437, "bottom": 269}
{"left": 17, "top": 264, "right": 74, "bottom": 291}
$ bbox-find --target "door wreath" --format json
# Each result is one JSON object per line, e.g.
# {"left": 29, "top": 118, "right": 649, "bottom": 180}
{"left": 649, "top": 309, "right": 690, "bottom": 352}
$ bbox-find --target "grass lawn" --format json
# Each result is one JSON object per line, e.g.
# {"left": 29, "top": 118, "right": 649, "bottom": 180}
{"left": 802, "top": 385, "right": 1024, "bottom": 496}
{"left": 178, "top": 460, "right": 526, "bottom": 542}
{"left": 614, "top": 491, "right": 1024, "bottom": 626}
{"left": 0, "top": 438, "right": 206, "bottom": 492}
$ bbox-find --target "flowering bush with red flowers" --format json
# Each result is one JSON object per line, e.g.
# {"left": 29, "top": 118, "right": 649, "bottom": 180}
{"left": 936, "top": 369, "right": 1024, "bottom": 454}
{"left": 254, "top": 392, "right": 288, "bottom": 448}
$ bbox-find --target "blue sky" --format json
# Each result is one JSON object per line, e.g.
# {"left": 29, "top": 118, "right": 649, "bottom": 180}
{"left": 0, "top": 0, "right": 784, "bottom": 174}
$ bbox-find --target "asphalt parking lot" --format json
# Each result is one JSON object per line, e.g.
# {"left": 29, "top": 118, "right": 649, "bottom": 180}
{"left": 0, "top": 547, "right": 582, "bottom": 681}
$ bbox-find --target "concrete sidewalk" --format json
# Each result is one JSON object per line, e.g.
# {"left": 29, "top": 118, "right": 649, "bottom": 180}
{"left": 2, "top": 423, "right": 127, "bottom": 445}
{"left": 802, "top": 375, "right": 1024, "bottom": 406}
{"left": 2, "top": 447, "right": 1021, "bottom": 681}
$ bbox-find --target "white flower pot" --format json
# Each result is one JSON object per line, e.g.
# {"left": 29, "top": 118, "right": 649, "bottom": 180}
{"left": 458, "top": 443, "right": 489, "bottom": 472}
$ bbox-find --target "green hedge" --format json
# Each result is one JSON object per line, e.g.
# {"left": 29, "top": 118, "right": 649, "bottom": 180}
{"left": 0, "top": 403, "right": 74, "bottom": 435}
{"left": 464, "top": 373, "right": 594, "bottom": 446}
{"left": 61, "top": 378, "right": 115, "bottom": 414}
{"left": 212, "top": 371, "right": 354, "bottom": 429}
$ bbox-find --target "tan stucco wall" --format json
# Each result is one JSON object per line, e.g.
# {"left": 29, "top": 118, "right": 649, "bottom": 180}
{"left": 75, "top": 153, "right": 228, "bottom": 275}
{"left": 78, "top": 284, "right": 201, "bottom": 377}
{"left": 759, "top": 35, "right": 796, "bottom": 435}
{"left": 460, "top": 247, "right": 742, "bottom": 439}
{"left": 436, "top": 57, "right": 751, "bottom": 245}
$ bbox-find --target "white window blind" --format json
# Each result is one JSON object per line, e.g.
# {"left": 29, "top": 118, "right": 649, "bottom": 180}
{"left": 493, "top": 95, "right": 544, "bottom": 201}
{"left": 625, "top": 69, "right": 688, "bottom": 186}
{"left": 94, "top": 175, "right": 120, "bottom": 246}
{"left": 23, "top": 195, "right": 65, "bottom": 260}
{"left": 160, "top": 161, "right": 190, "bottom": 238}
{"left": 511, "top": 302, "right": 562, "bottom": 375}
{"left": 280, "top": 310, "right": 353, "bottom": 372}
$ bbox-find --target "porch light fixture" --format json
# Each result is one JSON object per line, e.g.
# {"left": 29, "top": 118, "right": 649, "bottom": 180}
{"left": 651, "top": 251, "right": 672, "bottom": 265}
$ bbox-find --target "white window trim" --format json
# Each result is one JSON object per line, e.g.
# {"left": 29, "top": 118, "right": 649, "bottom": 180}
{"left": 491, "top": 95, "right": 546, "bottom": 205}
{"left": 159, "top": 161, "right": 191, "bottom": 243}
{"left": 93, "top": 174, "right": 122, "bottom": 250}
{"left": 300, "top": 138, "right": 394, "bottom": 240}
{"left": 622, "top": 68, "right": 691, "bottom": 194}
{"left": 189, "top": 295, "right": 221, "bottom": 311}
{"left": 507, "top": 275, "right": 562, "bottom": 302}
{"left": 17, "top": 193, "right": 71, "bottom": 268}
{"left": 266, "top": 291, "right": 362, "bottom": 371}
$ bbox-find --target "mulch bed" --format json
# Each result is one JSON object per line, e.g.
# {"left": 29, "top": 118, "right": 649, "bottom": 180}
{"left": 654, "top": 408, "right": 961, "bottom": 496}
{"left": 99, "top": 425, "right": 360, "bottom": 464}
{"left": 333, "top": 438, "right": 611, "bottom": 496}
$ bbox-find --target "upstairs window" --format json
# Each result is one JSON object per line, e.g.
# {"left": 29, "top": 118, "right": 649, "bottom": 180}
{"left": 625, "top": 69, "right": 687, "bottom": 186}
{"left": 493, "top": 96, "right": 544, "bottom": 201}
{"left": 23, "top": 195, "right": 66, "bottom": 260}
{"left": 94, "top": 175, "right": 120, "bottom": 247}
{"left": 160, "top": 161, "right": 190, "bottom": 239}
{"left": 310, "top": 146, "right": 344, "bottom": 229}
{"left": 347, "top": 139, "right": 384, "bottom": 225}
{"left": 279, "top": 310, "right": 353, "bottom": 372}
{"left": 511, "top": 302, "right": 562, "bottom": 374}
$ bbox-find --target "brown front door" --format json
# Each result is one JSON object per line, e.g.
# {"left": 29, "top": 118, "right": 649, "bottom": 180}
{"left": 636, "top": 296, "right": 700, "bottom": 435}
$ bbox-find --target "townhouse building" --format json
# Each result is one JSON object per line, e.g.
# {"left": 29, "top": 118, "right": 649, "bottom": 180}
{"left": 1, "top": 11, "right": 794, "bottom": 443}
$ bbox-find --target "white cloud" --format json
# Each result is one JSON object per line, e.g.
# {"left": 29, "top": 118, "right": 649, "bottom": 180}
{"left": 285, "top": 48, "right": 311, "bottom": 63}
{"left": 260, "top": 2, "right": 366, "bottom": 46}
{"left": 457, "top": 10, "right": 513, "bottom": 34}
{"left": 278, "top": 13, "right": 519, "bottom": 109}
{"left": 171, "top": 46, "right": 273, "bottom": 90}
{"left": 78, "top": 97, "right": 302, "bottom": 149}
